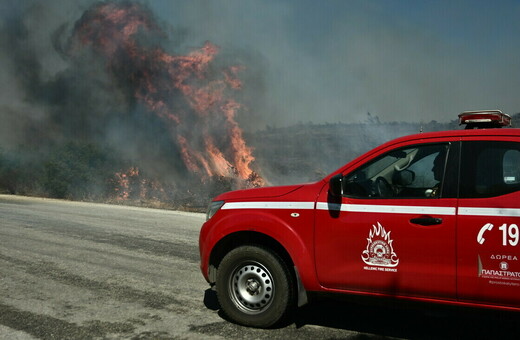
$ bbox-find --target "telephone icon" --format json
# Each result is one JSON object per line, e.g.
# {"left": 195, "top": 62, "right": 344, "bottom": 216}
{"left": 477, "top": 223, "right": 494, "bottom": 245}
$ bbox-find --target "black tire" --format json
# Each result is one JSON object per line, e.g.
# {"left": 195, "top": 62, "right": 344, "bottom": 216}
{"left": 216, "top": 245, "right": 295, "bottom": 328}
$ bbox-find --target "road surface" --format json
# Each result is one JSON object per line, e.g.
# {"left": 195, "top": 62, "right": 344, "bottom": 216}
{"left": 0, "top": 194, "right": 518, "bottom": 339}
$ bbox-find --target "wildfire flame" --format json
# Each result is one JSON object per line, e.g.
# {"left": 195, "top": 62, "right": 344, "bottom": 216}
{"left": 114, "top": 167, "right": 166, "bottom": 201}
{"left": 71, "top": 1, "right": 264, "bottom": 189}
{"left": 114, "top": 167, "right": 140, "bottom": 201}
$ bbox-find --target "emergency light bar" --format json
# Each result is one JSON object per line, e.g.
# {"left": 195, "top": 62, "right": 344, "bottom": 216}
{"left": 458, "top": 110, "right": 512, "bottom": 129}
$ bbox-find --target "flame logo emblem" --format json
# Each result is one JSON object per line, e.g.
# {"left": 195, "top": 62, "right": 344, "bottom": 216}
{"left": 362, "top": 222, "right": 399, "bottom": 267}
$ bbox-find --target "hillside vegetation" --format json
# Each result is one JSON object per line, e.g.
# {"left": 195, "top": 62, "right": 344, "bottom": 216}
{"left": 3, "top": 115, "right": 517, "bottom": 207}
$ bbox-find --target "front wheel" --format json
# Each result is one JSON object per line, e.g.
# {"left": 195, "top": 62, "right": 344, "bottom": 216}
{"left": 216, "top": 246, "right": 295, "bottom": 328}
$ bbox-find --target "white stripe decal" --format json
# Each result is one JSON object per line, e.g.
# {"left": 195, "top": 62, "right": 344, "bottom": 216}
{"left": 316, "top": 202, "right": 455, "bottom": 215}
{"left": 221, "top": 201, "right": 518, "bottom": 217}
{"left": 458, "top": 207, "right": 520, "bottom": 217}
{"left": 221, "top": 201, "right": 315, "bottom": 210}
{"left": 222, "top": 201, "right": 455, "bottom": 215}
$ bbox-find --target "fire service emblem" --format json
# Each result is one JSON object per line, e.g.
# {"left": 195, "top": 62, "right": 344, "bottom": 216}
{"left": 362, "top": 222, "right": 399, "bottom": 269}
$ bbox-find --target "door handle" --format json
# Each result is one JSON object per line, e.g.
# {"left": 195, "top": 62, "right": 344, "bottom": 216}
{"left": 410, "top": 217, "right": 443, "bottom": 226}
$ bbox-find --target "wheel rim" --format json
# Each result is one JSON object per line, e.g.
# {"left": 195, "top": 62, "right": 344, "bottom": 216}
{"left": 228, "top": 261, "right": 274, "bottom": 314}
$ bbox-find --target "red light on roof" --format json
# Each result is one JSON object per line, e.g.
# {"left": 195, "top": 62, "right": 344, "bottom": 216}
{"left": 458, "top": 110, "right": 512, "bottom": 129}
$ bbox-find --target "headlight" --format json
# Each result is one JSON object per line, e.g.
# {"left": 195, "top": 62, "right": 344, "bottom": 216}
{"left": 206, "top": 200, "right": 225, "bottom": 221}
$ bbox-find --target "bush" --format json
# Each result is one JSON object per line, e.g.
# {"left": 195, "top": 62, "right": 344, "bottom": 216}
{"left": 42, "top": 143, "right": 117, "bottom": 200}
{"left": 0, "top": 147, "right": 44, "bottom": 195}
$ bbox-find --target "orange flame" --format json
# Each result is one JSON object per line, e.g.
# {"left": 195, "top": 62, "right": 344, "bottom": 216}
{"left": 114, "top": 167, "right": 140, "bottom": 200}
{"left": 114, "top": 167, "right": 167, "bottom": 201}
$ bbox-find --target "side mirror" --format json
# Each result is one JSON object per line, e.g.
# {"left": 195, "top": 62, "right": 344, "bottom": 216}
{"left": 329, "top": 174, "right": 343, "bottom": 197}
{"left": 393, "top": 169, "right": 415, "bottom": 186}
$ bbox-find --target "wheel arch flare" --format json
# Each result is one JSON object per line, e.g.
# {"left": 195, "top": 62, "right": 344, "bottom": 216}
{"left": 205, "top": 212, "right": 316, "bottom": 306}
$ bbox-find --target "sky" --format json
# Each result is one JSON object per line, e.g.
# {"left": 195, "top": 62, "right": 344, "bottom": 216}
{"left": 2, "top": 0, "right": 520, "bottom": 129}
{"left": 148, "top": 0, "right": 520, "bottom": 126}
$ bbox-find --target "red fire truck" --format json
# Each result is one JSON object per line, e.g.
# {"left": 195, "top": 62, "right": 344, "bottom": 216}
{"left": 199, "top": 110, "right": 520, "bottom": 328}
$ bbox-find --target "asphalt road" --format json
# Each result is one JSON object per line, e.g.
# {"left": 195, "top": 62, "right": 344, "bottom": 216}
{"left": 1, "top": 194, "right": 518, "bottom": 340}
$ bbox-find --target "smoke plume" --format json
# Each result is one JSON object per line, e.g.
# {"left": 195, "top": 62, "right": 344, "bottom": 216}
{"left": 0, "top": 0, "right": 264, "bottom": 204}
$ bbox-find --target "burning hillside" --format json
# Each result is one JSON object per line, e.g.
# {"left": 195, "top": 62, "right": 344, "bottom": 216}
{"left": 0, "top": 1, "right": 265, "bottom": 208}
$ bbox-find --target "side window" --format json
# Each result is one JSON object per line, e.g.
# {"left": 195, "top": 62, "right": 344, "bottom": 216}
{"left": 460, "top": 141, "right": 520, "bottom": 198}
{"left": 504, "top": 150, "right": 520, "bottom": 184}
{"left": 343, "top": 143, "right": 449, "bottom": 199}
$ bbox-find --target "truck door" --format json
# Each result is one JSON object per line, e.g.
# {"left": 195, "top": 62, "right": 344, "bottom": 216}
{"left": 315, "top": 141, "right": 458, "bottom": 299}
{"left": 457, "top": 139, "right": 520, "bottom": 307}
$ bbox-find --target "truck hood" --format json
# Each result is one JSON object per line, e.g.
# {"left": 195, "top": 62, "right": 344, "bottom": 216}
{"left": 215, "top": 184, "right": 304, "bottom": 201}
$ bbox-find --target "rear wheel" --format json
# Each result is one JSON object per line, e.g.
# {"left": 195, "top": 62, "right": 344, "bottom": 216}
{"left": 216, "top": 246, "right": 295, "bottom": 328}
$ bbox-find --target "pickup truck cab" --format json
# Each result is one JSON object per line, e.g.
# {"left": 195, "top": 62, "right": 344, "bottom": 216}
{"left": 199, "top": 111, "right": 520, "bottom": 328}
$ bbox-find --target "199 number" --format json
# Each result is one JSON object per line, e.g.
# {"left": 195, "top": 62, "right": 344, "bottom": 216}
{"left": 498, "top": 224, "right": 519, "bottom": 246}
